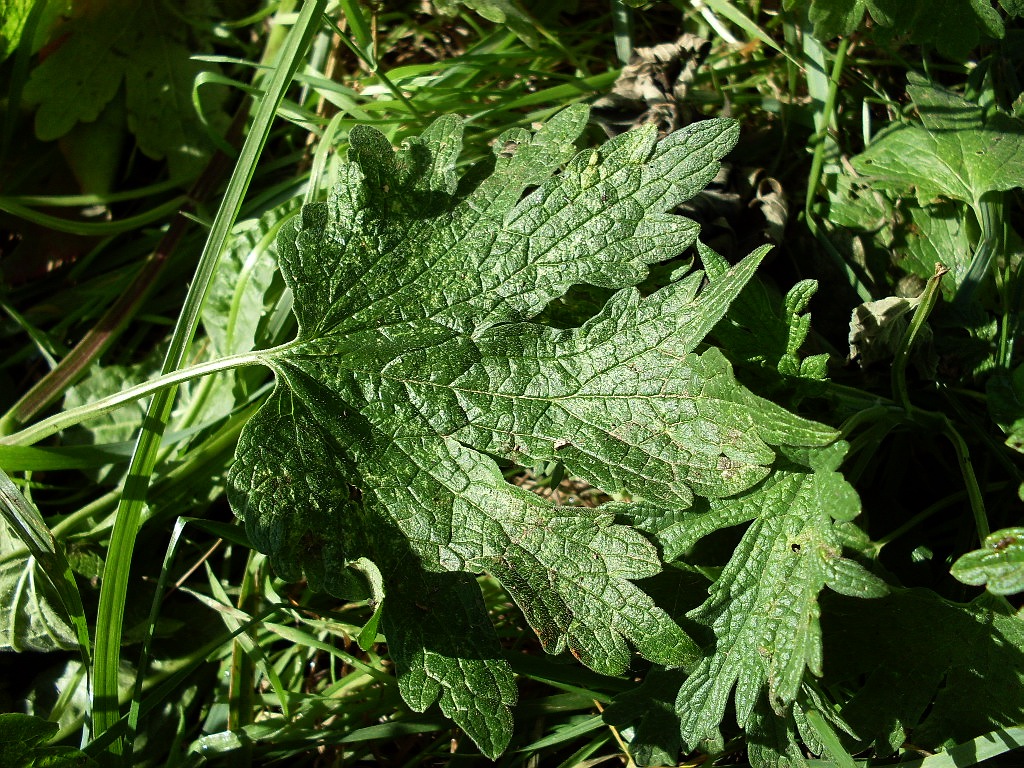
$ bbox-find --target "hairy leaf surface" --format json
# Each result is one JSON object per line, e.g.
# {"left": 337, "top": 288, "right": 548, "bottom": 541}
{"left": 227, "top": 107, "right": 838, "bottom": 756}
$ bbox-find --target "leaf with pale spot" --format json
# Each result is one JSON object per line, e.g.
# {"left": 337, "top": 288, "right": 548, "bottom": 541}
{"left": 227, "top": 106, "right": 839, "bottom": 757}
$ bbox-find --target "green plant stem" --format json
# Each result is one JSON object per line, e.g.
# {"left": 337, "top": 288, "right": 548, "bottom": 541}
{"left": 871, "top": 485, "right": 1011, "bottom": 553}
{"left": 0, "top": 351, "right": 266, "bottom": 448}
{"left": 940, "top": 417, "right": 990, "bottom": 544}
{"left": 891, "top": 263, "right": 948, "bottom": 412}
{"left": 0, "top": 106, "right": 251, "bottom": 438}
{"left": 910, "top": 408, "right": 991, "bottom": 545}
{"left": 89, "top": 2, "right": 327, "bottom": 755}
{"left": 4, "top": 178, "right": 185, "bottom": 207}
{"left": 0, "top": 397, "right": 263, "bottom": 572}
{"left": 802, "top": 37, "right": 872, "bottom": 303}
{"left": 838, "top": 404, "right": 902, "bottom": 438}
{"left": 0, "top": 195, "right": 187, "bottom": 236}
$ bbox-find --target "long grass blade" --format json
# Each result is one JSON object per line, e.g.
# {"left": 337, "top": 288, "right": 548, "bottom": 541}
{"left": 89, "top": 1, "right": 329, "bottom": 757}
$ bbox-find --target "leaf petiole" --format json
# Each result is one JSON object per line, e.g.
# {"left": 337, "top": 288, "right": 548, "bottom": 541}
{"left": 891, "top": 262, "right": 948, "bottom": 412}
{"left": 0, "top": 350, "right": 269, "bottom": 449}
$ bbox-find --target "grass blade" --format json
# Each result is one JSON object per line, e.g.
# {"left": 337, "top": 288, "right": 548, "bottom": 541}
{"left": 89, "top": 1, "right": 328, "bottom": 756}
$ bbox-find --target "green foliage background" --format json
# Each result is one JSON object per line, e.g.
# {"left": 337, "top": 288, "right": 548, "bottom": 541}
{"left": 1, "top": 0, "right": 1023, "bottom": 766}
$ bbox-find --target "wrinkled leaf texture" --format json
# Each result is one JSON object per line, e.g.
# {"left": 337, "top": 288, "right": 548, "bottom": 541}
{"left": 227, "top": 106, "right": 842, "bottom": 757}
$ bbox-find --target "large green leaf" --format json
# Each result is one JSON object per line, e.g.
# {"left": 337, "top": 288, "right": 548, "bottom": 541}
{"left": 227, "top": 107, "right": 839, "bottom": 756}
{"left": 825, "top": 589, "right": 1024, "bottom": 755}
{"left": 852, "top": 76, "right": 1024, "bottom": 210}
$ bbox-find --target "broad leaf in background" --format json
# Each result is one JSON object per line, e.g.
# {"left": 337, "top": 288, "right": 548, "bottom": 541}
{"left": 825, "top": 589, "right": 1024, "bottom": 755}
{"left": 23, "top": 0, "right": 225, "bottom": 178}
{"left": 892, "top": 200, "right": 973, "bottom": 297}
{"left": 227, "top": 106, "right": 841, "bottom": 756}
{"left": 0, "top": 521, "right": 77, "bottom": 652}
{"left": 852, "top": 75, "right": 1024, "bottom": 212}
{"left": 951, "top": 527, "right": 1024, "bottom": 595}
{"left": 844, "top": 74, "right": 1024, "bottom": 297}
{"left": 789, "top": 0, "right": 1008, "bottom": 59}
{"left": 63, "top": 364, "right": 150, "bottom": 485}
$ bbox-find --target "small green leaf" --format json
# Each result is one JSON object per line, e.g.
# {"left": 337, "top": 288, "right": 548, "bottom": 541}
{"left": 952, "top": 527, "right": 1024, "bottom": 595}
{"left": 356, "top": 599, "right": 384, "bottom": 651}
{"left": 23, "top": 5, "right": 127, "bottom": 141}
{"left": 806, "top": 0, "right": 868, "bottom": 39}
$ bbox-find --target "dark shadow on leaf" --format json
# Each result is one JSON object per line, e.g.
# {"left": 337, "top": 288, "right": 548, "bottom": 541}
{"left": 822, "top": 589, "right": 1024, "bottom": 758}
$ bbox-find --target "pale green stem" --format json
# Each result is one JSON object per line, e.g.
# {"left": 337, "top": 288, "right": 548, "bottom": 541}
{"left": 0, "top": 351, "right": 267, "bottom": 449}
{"left": 802, "top": 37, "right": 872, "bottom": 302}
{"left": 891, "top": 263, "right": 948, "bottom": 412}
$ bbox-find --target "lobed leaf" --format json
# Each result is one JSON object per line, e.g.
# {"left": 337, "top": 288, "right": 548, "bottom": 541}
{"left": 671, "top": 450, "right": 886, "bottom": 752}
{"left": 826, "top": 589, "right": 1024, "bottom": 754}
{"left": 23, "top": 0, "right": 223, "bottom": 177}
{"left": 951, "top": 527, "right": 1024, "bottom": 595}
{"left": 228, "top": 107, "right": 844, "bottom": 756}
